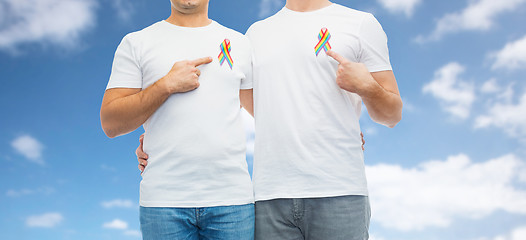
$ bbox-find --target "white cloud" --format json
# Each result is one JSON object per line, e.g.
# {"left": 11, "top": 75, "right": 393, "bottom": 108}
{"left": 103, "top": 219, "right": 128, "bottom": 230}
{"left": 490, "top": 35, "right": 526, "bottom": 71}
{"left": 112, "top": 0, "right": 134, "bottom": 22}
{"left": 6, "top": 186, "right": 54, "bottom": 197}
{"left": 26, "top": 212, "right": 63, "bottom": 228}
{"left": 11, "top": 135, "right": 45, "bottom": 165}
{"left": 377, "top": 0, "right": 421, "bottom": 17}
{"left": 363, "top": 126, "right": 379, "bottom": 136}
{"left": 103, "top": 219, "right": 140, "bottom": 237}
{"left": 416, "top": 0, "right": 526, "bottom": 42}
{"left": 124, "top": 230, "right": 142, "bottom": 237}
{"left": 402, "top": 97, "right": 416, "bottom": 112}
{"left": 423, "top": 62, "right": 475, "bottom": 119}
{"left": 508, "top": 226, "right": 526, "bottom": 240}
{"left": 480, "top": 78, "right": 500, "bottom": 94}
{"left": 481, "top": 226, "right": 526, "bottom": 240}
{"left": 474, "top": 92, "right": 526, "bottom": 138}
{"left": 101, "top": 199, "right": 135, "bottom": 208}
{"left": 0, "top": 0, "right": 97, "bottom": 52}
{"left": 367, "top": 154, "right": 526, "bottom": 231}
{"left": 259, "top": 0, "right": 284, "bottom": 18}
{"left": 369, "top": 234, "right": 386, "bottom": 240}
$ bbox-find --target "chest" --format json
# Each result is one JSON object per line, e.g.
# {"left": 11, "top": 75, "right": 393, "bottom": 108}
{"left": 137, "top": 34, "right": 247, "bottom": 90}
{"left": 252, "top": 18, "right": 362, "bottom": 68}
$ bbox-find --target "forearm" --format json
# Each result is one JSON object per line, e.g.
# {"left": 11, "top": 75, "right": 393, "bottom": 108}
{"left": 326, "top": 51, "right": 402, "bottom": 127}
{"left": 360, "top": 80, "right": 402, "bottom": 128}
{"left": 101, "top": 80, "right": 170, "bottom": 138}
{"left": 240, "top": 89, "right": 254, "bottom": 117}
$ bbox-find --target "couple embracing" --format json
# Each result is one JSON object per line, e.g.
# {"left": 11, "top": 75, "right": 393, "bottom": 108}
{"left": 100, "top": 0, "right": 402, "bottom": 239}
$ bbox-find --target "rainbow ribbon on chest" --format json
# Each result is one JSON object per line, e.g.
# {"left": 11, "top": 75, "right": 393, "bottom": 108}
{"left": 218, "top": 39, "right": 234, "bottom": 69}
{"left": 315, "top": 28, "right": 332, "bottom": 56}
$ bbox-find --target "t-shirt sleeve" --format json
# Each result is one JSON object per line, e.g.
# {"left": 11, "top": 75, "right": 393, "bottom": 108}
{"left": 358, "top": 13, "right": 393, "bottom": 73}
{"left": 240, "top": 38, "right": 254, "bottom": 90}
{"left": 106, "top": 35, "right": 142, "bottom": 90}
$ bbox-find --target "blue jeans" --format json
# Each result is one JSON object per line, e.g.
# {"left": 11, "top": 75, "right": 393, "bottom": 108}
{"left": 140, "top": 204, "right": 254, "bottom": 240}
{"left": 255, "top": 195, "right": 370, "bottom": 240}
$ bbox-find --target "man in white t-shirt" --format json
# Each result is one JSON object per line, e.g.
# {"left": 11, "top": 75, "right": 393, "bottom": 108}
{"left": 245, "top": 0, "right": 402, "bottom": 239}
{"left": 137, "top": 0, "right": 402, "bottom": 239}
{"left": 100, "top": 0, "right": 256, "bottom": 239}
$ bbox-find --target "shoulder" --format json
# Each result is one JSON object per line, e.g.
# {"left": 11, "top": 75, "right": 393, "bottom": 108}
{"left": 329, "top": 4, "right": 383, "bottom": 34}
{"left": 215, "top": 22, "right": 247, "bottom": 40}
{"left": 246, "top": 9, "right": 285, "bottom": 36}
{"left": 246, "top": 19, "right": 266, "bottom": 36}
{"left": 331, "top": 4, "right": 368, "bottom": 15}
{"left": 121, "top": 21, "right": 165, "bottom": 44}
{"left": 331, "top": 4, "right": 373, "bottom": 22}
{"left": 214, "top": 22, "right": 252, "bottom": 51}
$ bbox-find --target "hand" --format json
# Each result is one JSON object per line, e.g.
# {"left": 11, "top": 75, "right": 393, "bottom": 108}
{"left": 136, "top": 133, "right": 149, "bottom": 173}
{"left": 161, "top": 57, "right": 213, "bottom": 94}
{"left": 361, "top": 132, "right": 365, "bottom": 151}
{"left": 326, "top": 50, "right": 376, "bottom": 95}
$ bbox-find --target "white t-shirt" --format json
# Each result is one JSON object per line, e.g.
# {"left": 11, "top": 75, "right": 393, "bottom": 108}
{"left": 246, "top": 4, "right": 392, "bottom": 201}
{"left": 107, "top": 20, "right": 254, "bottom": 207}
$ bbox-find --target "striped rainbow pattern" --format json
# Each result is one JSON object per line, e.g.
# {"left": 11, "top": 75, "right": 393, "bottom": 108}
{"left": 218, "top": 39, "right": 233, "bottom": 69}
{"left": 315, "top": 28, "right": 332, "bottom": 56}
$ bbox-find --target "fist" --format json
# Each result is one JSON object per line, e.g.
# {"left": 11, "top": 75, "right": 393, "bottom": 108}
{"left": 162, "top": 57, "right": 213, "bottom": 94}
{"left": 327, "top": 51, "right": 375, "bottom": 95}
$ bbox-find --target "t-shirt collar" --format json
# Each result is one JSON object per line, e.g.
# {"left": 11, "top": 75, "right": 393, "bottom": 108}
{"left": 280, "top": 3, "right": 336, "bottom": 15}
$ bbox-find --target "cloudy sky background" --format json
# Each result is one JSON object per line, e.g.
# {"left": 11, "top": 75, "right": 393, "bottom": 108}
{"left": 1, "top": 0, "right": 525, "bottom": 239}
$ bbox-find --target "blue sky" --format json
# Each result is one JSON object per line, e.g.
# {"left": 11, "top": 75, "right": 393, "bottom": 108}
{"left": 1, "top": 0, "right": 526, "bottom": 239}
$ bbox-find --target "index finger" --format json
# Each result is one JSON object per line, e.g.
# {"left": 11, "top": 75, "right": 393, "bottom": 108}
{"left": 326, "top": 50, "right": 346, "bottom": 64}
{"left": 191, "top": 57, "right": 213, "bottom": 67}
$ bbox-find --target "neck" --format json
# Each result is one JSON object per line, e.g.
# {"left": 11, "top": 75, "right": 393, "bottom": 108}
{"left": 165, "top": 6, "right": 211, "bottom": 27}
{"left": 285, "top": 0, "right": 332, "bottom": 12}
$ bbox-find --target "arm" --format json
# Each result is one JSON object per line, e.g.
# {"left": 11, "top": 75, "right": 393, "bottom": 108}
{"left": 100, "top": 57, "right": 212, "bottom": 138}
{"left": 327, "top": 50, "right": 402, "bottom": 128}
{"left": 240, "top": 89, "right": 254, "bottom": 117}
{"left": 101, "top": 85, "right": 167, "bottom": 138}
{"left": 362, "top": 70, "right": 402, "bottom": 128}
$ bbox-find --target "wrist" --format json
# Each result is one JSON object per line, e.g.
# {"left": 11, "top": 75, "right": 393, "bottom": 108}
{"left": 156, "top": 77, "right": 175, "bottom": 96}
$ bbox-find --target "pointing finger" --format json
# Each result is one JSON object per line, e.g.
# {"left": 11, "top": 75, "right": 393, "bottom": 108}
{"left": 191, "top": 57, "right": 213, "bottom": 67}
{"left": 326, "top": 50, "right": 346, "bottom": 64}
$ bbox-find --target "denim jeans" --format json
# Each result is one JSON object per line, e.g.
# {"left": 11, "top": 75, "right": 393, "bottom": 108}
{"left": 255, "top": 195, "right": 370, "bottom": 240}
{"left": 140, "top": 204, "right": 254, "bottom": 240}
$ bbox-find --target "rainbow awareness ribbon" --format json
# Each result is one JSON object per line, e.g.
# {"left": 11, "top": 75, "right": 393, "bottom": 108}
{"left": 218, "top": 39, "right": 234, "bottom": 69}
{"left": 315, "top": 28, "right": 332, "bottom": 56}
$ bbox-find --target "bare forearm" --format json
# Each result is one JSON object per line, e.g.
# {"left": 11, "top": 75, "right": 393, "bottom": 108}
{"left": 360, "top": 81, "right": 402, "bottom": 128}
{"left": 326, "top": 51, "right": 402, "bottom": 128}
{"left": 101, "top": 80, "right": 170, "bottom": 138}
{"left": 240, "top": 89, "right": 254, "bottom": 117}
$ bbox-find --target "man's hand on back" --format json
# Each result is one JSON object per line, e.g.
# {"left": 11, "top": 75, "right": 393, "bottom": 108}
{"left": 361, "top": 132, "right": 365, "bottom": 151}
{"left": 137, "top": 133, "right": 149, "bottom": 173}
{"left": 137, "top": 131, "right": 365, "bottom": 174}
